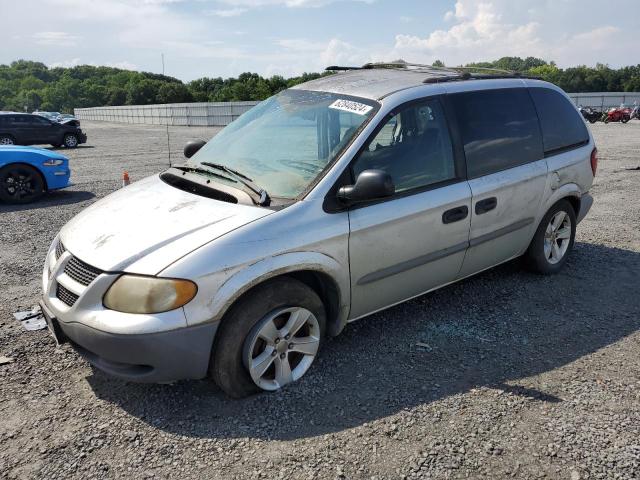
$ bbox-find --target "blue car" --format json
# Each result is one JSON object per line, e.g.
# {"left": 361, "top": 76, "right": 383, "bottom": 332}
{"left": 0, "top": 146, "right": 71, "bottom": 203}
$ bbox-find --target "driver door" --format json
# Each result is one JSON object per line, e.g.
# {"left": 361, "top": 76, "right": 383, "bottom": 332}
{"left": 347, "top": 97, "right": 472, "bottom": 319}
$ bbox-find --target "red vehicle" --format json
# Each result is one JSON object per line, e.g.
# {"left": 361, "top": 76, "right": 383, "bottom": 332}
{"left": 604, "top": 105, "right": 632, "bottom": 123}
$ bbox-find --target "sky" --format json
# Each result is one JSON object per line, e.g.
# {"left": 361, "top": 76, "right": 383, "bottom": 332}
{"left": 4, "top": 0, "right": 639, "bottom": 81}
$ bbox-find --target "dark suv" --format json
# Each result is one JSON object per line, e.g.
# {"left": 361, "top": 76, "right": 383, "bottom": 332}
{"left": 0, "top": 113, "right": 87, "bottom": 148}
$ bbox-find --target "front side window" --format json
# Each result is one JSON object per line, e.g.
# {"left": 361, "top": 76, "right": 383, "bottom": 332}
{"left": 189, "top": 90, "right": 378, "bottom": 199}
{"left": 451, "top": 88, "right": 543, "bottom": 178}
{"left": 529, "top": 87, "right": 589, "bottom": 154}
{"left": 352, "top": 98, "right": 456, "bottom": 193}
{"left": 30, "top": 116, "right": 51, "bottom": 126}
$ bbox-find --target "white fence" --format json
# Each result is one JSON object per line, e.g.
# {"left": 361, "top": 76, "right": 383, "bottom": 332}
{"left": 75, "top": 92, "right": 640, "bottom": 126}
{"left": 567, "top": 92, "right": 640, "bottom": 109}
{"left": 74, "top": 101, "right": 259, "bottom": 126}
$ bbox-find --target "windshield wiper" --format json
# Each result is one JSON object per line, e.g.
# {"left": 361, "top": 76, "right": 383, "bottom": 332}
{"left": 201, "top": 162, "right": 271, "bottom": 206}
{"left": 173, "top": 165, "right": 238, "bottom": 184}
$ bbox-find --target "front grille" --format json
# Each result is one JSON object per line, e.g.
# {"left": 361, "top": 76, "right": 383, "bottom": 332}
{"left": 64, "top": 256, "right": 103, "bottom": 286}
{"left": 55, "top": 240, "right": 65, "bottom": 259}
{"left": 56, "top": 284, "right": 79, "bottom": 307}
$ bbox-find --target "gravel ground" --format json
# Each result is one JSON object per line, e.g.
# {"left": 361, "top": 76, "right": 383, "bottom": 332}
{"left": 1, "top": 121, "right": 639, "bottom": 480}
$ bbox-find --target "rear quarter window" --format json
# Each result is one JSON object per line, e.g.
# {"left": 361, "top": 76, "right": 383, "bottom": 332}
{"left": 450, "top": 88, "right": 543, "bottom": 179}
{"left": 529, "top": 87, "right": 589, "bottom": 155}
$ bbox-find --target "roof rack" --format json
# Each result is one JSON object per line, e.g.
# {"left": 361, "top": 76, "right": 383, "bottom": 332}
{"left": 325, "top": 62, "right": 539, "bottom": 83}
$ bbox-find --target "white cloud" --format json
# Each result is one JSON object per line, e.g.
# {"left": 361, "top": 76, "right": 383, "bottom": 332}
{"left": 218, "top": 0, "right": 374, "bottom": 7}
{"left": 33, "top": 31, "right": 80, "bottom": 47}
{"left": 206, "top": 7, "right": 248, "bottom": 17}
{"left": 390, "top": 0, "right": 636, "bottom": 68}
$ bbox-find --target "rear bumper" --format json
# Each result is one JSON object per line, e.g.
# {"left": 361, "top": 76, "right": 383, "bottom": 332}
{"left": 577, "top": 193, "right": 593, "bottom": 224}
{"left": 41, "top": 301, "right": 218, "bottom": 383}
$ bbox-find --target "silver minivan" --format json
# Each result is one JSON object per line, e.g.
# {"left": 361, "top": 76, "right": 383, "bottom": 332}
{"left": 41, "top": 65, "right": 596, "bottom": 397}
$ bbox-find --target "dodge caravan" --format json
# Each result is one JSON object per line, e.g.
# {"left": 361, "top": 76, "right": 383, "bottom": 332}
{"left": 41, "top": 64, "right": 596, "bottom": 397}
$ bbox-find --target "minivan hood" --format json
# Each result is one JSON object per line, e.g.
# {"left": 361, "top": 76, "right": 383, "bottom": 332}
{"left": 60, "top": 175, "right": 273, "bottom": 274}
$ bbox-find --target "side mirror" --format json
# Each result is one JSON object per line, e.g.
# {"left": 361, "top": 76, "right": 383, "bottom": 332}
{"left": 337, "top": 169, "right": 395, "bottom": 205}
{"left": 184, "top": 140, "right": 206, "bottom": 159}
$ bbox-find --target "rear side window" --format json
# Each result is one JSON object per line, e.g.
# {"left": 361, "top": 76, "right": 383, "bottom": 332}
{"left": 529, "top": 87, "right": 589, "bottom": 155}
{"left": 451, "top": 88, "right": 543, "bottom": 178}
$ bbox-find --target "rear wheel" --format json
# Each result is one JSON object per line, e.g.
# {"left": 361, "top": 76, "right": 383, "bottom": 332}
{"left": 210, "top": 277, "right": 326, "bottom": 398}
{"left": 0, "top": 134, "right": 15, "bottom": 145}
{"left": 0, "top": 164, "right": 45, "bottom": 204}
{"left": 621, "top": 115, "right": 630, "bottom": 124}
{"left": 523, "top": 200, "right": 576, "bottom": 274}
{"left": 63, "top": 133, "right": 78, "bottom": 148}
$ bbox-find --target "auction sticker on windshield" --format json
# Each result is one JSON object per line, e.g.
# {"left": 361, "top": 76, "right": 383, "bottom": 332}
{"left": 329, "top": 99, "right": 373, "bottom": 116}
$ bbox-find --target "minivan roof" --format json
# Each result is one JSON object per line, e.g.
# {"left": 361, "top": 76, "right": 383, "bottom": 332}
{"left": 292, "top": 63, "right": 541, "bottom": 101}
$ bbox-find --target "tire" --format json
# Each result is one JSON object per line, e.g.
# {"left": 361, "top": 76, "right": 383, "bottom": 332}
{"left": 621, "top": 115, "right": 630, "bottom": 124}
{"left": 0, "top": 134, "right": 15, "bottom": 145}
{"left": 0, "top": 164, "right": 45, "bottom": 204}
{"left": 523, "top": 200, "right": 576, "bottom": 274}
{"left": 63, "top": 133, "right": 78, "bottom": 148}
{"left": 588, "top": 118, "right": 597, "bottom": 124}
{"left": 604, "top": 117, "right": 610, "bottom": 124}
{"left": 210, "top": 277, "right": 326, "bottom": 398}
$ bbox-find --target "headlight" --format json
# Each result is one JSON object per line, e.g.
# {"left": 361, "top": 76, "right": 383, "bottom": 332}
{"left": 43, "top": 159, "right": 64, "bottom": 166}
{"left": 103, "top": 275, "right": 197, "bottom": 314}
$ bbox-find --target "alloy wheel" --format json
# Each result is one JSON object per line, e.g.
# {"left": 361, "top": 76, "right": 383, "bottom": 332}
{"left": 544, "top": 210, "right": 572, "bottom": 264}
{"left": 2, "top": 167, "right": 39, "bottom": 201}
{"left": 0, "top": 136, "right": 14, "bottom": 145}
{"left": 64, "top": 135, "right": 78, "bottom": 147}
{"left": 243, "top": 306, "right": 320, "bottom": 391}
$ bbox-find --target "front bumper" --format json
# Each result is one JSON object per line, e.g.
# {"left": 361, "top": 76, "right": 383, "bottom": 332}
{"left": 77, "top": 131, "right": 87, "bottom": 144}
{"left": 41, "top": 241, "right": 218, "bottom": 383}
{"left": 42, "top": 301, "right": 217, "bottom": 382}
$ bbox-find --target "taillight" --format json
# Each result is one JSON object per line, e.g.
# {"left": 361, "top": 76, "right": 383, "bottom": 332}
{"left": 590, "top": 147, "right": 598, "bottom": 177}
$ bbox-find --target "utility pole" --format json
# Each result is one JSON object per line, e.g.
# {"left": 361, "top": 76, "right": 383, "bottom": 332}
{"left": 161, "top": 53, "right": 165, "bottom": 76}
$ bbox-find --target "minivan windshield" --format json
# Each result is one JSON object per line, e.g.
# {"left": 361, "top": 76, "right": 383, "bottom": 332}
{"left": 189, "top": 89, "right": 379, "bottom": 199}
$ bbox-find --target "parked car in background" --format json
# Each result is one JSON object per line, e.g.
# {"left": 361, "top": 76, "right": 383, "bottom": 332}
{"left": 34, "top": 111, "right": 62, "bottom": 121}
{"left": 0, "top": 145, "right": 71, "bottom": 203}
{"left": 0, "top": 113, "right": 86, "bottom": 148}
{"left": 56, "top": 114, "right": 81, "bottom": 127}
{"left": 41, "top": 64, "right": 595, "bottom": 398}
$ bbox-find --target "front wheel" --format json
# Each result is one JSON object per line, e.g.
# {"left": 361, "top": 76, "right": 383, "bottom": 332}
{"left": 63, "top": 133, "right": 78, "bottom": 148}
{"left": 0, "top": 164, "right": 45, "bottom": 204}
{"left": 210, "top": 277, "right": 326, "bottom": 398}
{"left": 621, "top": 115, "right": 630, "bottom": 124}
{"left": 523, "top": 200, "right": 576, "bottom": 274}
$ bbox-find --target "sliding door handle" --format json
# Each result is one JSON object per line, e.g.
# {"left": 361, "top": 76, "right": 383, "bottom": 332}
{"left": 442, "top": 205, "right": 469, "bottom": 224}
{"left": 475, "top": 197, "right": 497, "bottom": 215}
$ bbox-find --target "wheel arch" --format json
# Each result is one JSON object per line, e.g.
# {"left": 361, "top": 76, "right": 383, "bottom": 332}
{"left": 210, "top": 252, "right": 350, "bottom": 338}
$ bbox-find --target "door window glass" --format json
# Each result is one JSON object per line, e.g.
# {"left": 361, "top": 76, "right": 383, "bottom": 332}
{"left": 30, "top": 115, "right": 52, "bottom": 126}
{"left": 9, "top": 116, "right": 30, "bottom": 127}
{"left": 451, "top": 88, "right": 543, "bottom": 178}
{"left": 353, "top": 99, "right": 456, "bottom": 192}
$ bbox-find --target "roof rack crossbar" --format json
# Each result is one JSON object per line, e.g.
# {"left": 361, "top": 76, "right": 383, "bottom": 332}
{"left": 325, "top": 62, "right": 540, "bottom": 84}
